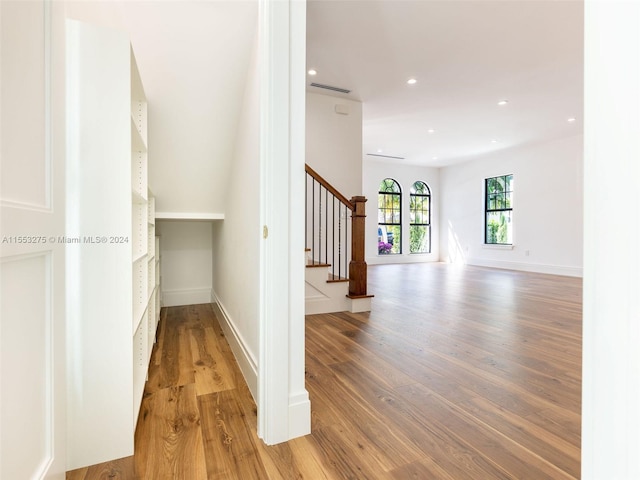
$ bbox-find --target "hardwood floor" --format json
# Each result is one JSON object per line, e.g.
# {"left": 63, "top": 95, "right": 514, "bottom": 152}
{"left": 67, "top": 263, "right": 582, "bottom": 479}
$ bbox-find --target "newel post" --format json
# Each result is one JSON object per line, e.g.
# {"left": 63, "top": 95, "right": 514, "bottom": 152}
{"left": 349, "top": 196, "right": 368, "bottom": 297}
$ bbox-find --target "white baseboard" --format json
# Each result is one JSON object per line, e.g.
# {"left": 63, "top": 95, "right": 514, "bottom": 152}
{"left": 367, "top": 254, "right": 440, "bottom": 265}
{"left": 288, "top": 391, "right": 311, "bottom": 439}
{"left": 211, "top": 293, "right": 258, "bottom": 401}
{"left": 162, "top": 288, "right": 212, "bottom": 307}
{"left": 349, "top": 296, "right": 372, "bottom": 313}
{"left": 466, "top": 258, "right": 583, "bottom": 277}
{"left": 211, "top": 294, "right": 311, "bottom": 442}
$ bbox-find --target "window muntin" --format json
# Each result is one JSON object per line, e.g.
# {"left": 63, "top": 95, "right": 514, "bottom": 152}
{"left": 485, "top": 174, "right": 513, "bottom": 244}
{"left": 378, "top": 178, "right": 401, "bottom": 254}
{"left": 410, "top": 181, "right": 431, "bottom": 253}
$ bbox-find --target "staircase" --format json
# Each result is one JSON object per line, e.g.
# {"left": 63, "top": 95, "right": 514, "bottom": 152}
{"left": 305, "top": 164, "right": 373, "bottom": 314}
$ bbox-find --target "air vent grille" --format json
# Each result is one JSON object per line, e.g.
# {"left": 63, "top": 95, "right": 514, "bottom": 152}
{"left": 310, "top": 82, "right": 351, "bottom": 94}
{"left": 366, "top": 153, "right": 405, "bottom": 160}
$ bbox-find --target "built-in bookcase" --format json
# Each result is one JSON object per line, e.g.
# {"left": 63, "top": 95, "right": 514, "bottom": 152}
{"left": 66, "top": 19, "right": 160, "bottom": 470}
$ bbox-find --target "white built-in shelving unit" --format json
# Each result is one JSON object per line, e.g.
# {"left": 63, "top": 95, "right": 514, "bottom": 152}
{"left": 66, "top": 19, "right": 160, "bottom": 470}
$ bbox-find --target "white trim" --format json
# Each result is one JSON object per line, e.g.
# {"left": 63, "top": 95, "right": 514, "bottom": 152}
{"left": 161, "top": 288, "right": 211, "bottom": 307}
{"left": 1, "top": 252, "right": 56, "bottom": 478}
{"left": 259, "top": 0, "right": 291, "bottom": 444}
{"left": 155, "top": 212, "right": 224, "bottom": 221}
{"left": 211, "top": 294, "right": 258, "bottom": 400}
{"left": 349, "top": 296, "right": 373, "bottom": 313}
{"left": 44, "top": 0, "right": 52, "bottom": 212}
{"left": 466, "top": 257, "right": 583, "bottom": 277}
{"left": 287, "top": 391, "right": 311, "bottom": 439}
{"left": 258, "top": 0, "right": 310, "bottom": 445}
{"left": 583, "top": 3, "right": 640, "bottom": 477}
{"left": 288, "top": 0, "right": 311, "bottom": 443}
{"left": 367, "top": 253, "right": 440, "bottom": 265}
{"left": 481, "top": 243, "right": 514, "bottom": 250}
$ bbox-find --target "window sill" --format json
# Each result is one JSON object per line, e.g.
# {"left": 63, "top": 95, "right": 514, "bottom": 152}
{"left": 482, "top": 244, "right": 514, "bottom": 250}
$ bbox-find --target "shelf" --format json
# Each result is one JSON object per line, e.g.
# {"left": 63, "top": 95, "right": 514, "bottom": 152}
{"left": 132, "top": 190, "right": 145, "bottom": 204}
{"left": 147, "top": 258, "right": 155, "bottom": 303}
{"left": 147, "top": 196, "right": 155, "bottom": 226}
{"left": 133, "top": 313, "right": 148, "bottom": 425}
{"left": 147, "top": 293, "right": 156, "bottom": 358}
{"left": 67, "top": 21, "right": 158, "bottom": 468}
{"left": 132, "top": 203, "right": 147, "bottom": 260}
{"left": 130, "top": 49, "right": 147, "bottom": 143}
{"left": 147, "top": 225, "right": 155, "bottom": 257}
{"left": 132, "top": 303, "right": 145, "bottom": 338}
{"left": 132, "top": 251, "right": 146, "bottom": 263}
{"left": 132, "top": 255, "right": 148, "bottom": 335}
{"left": 155, "top": 212, "right": 225, "bottom": 221}
{"left": 131, "top": 117, "right": 147, "bottom": 153}
{"left": 131, "top": 151, "right": 147, "bottom": 200}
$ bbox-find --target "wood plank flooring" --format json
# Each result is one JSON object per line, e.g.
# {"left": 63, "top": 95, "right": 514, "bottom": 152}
{"left": 67, "top": 263, "right": 582, "bottom": 479}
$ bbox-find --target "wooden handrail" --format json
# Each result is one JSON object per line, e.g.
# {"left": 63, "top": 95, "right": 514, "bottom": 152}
{"left": 305, "top": 164, "right": 354, "bottom": 211}
{"left": 305, "top": 163, "right": 369, "bottom": 298}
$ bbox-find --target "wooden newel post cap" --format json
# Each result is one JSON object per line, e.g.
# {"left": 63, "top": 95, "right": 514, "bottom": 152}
{"left": 350, "top": 196, "right": 367, "bottom": 216}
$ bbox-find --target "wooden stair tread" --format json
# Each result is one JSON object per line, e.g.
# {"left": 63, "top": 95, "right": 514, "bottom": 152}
{"left": 346, "top": 293, "right": 375, "bottom": 299}
{"left": 306, "top": 262, "right": 331, "bottom": 268}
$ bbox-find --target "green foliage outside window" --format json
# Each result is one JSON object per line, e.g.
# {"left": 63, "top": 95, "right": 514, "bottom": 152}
{"left": 410, "top": 181, "right": 430, "bottom": 253}
{"left": 410, "top": 225, "right": 429, "bottom": 253}
{"left": 378, "top": 178, "right": 402, "bottom": 254}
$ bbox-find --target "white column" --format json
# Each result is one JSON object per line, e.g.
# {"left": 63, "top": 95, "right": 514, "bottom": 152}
{"left": 583, "top": 1, "right": 640, "bottom": 477}
{"left": 258, "top": 0, "right": 310, "bottom": 444}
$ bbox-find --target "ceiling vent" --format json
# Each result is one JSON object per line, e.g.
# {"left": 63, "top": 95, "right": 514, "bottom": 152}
{"left": 366, "top": 153, "right": 405, "bottom": 160}
{"left": 310, "top": 82, "right": 351, "bottom": 94}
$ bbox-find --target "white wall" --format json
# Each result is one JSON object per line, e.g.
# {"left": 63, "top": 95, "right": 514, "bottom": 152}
{"left": 65, "top": 1, "right": 258, "bottom": 215}
{"left": 156, "top": 220, "right": 213, "bottom": 307}
{"left": 439, "top": 134, "right": 583, "bottom": 277}
{"left": 211, "top": 29, "right": 260, "bottom": 397}
{"left": 64, "top": 1, "right": 258, "bottom": 308}
{"left": 306, "top": 92, "right": 363, "bottom": 196}
{"left": 134, "top": 1, "right": 257, "bottom": 214}
{"left": 363, "top": 159, "right": 440, "bottom": 264}
{"left": 582, "top": 1, "right": 640, "bottom": 477}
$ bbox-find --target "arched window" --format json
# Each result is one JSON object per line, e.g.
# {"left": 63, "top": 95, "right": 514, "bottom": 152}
{"left": 410, "top": 181, "right": 431, "bottom": 253}
{"left": 378, "top": 178, "right": 402, "bottom": 254}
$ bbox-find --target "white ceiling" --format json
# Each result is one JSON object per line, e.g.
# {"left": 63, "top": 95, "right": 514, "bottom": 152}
{"left": 306, "top": 0, "right": 584, "bottom": 167}
{"left": 70, "top": 0, "right": 584, "bottom": 209}
{"left": 68, "top": 0, "right": 259, "bottom": 212}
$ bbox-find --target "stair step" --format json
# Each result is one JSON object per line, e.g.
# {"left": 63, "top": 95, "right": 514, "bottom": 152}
{"left": 306, "top": 262, "right": 331, "bottom": 268}
{"left": 327, "top": 278, "right": 349, "bottom": 283}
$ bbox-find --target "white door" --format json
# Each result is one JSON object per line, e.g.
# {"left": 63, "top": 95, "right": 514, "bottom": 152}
{"left": 0, "top": 1, "right": 66, "bottom": 478}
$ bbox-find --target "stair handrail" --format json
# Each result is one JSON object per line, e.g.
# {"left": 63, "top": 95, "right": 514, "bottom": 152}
{"left": 305, "top": 164, "right": 369, "bottom": 298}
{"left": 305, "top": 164, "right": 354, "bottom": 211}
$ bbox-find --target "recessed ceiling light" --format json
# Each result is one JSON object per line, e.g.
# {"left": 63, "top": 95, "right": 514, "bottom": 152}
{"left": 377, "top": 149, "right": 383, "bottom": 153}
{"left": 407, "top": 78, "right": 417, "bottom": 85}
{"left": 498, "top": 100, "right": 509, "bottom": 106}
{"left": 432, "top": 156, "right": 438, "bottom": 160}
{"left": 567, "top": 117, "right": 576, "bottom": 123}
{"left": 491, "top": 139, "right": 499, "bottom": 144}
{"left": 308, "top": 69, "right": 317, "bottom": 76}
{"left": 427, "top": 129, "right": 435, "bottom": 134}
